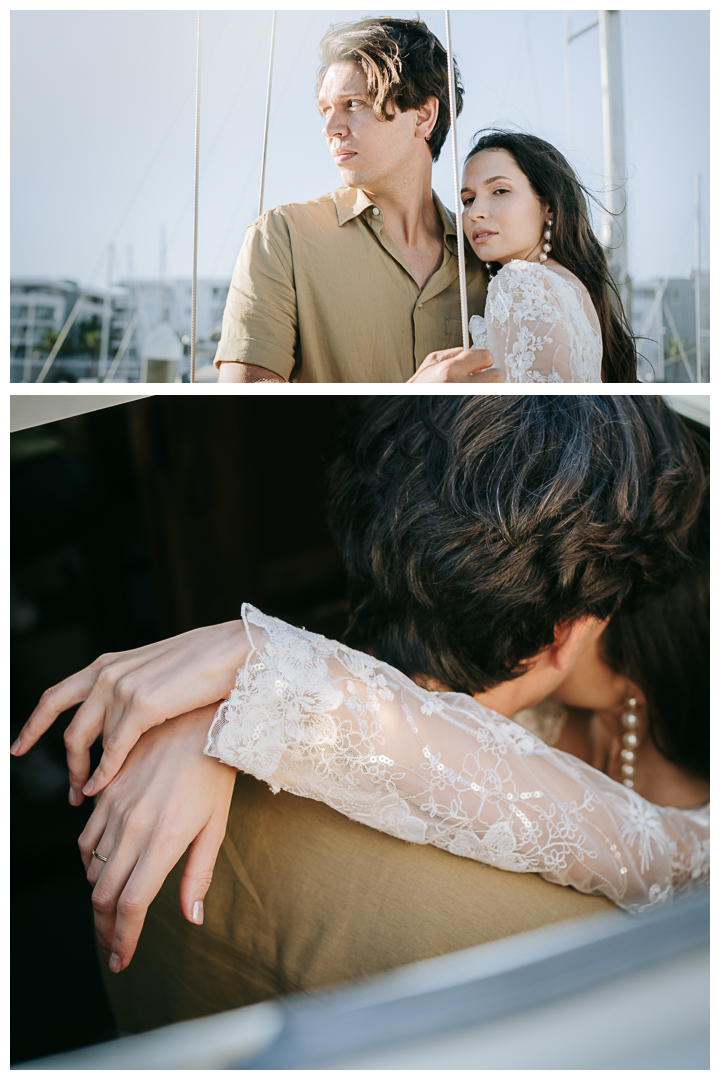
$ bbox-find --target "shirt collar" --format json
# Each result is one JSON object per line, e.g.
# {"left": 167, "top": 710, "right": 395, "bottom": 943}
{"left": 333, "top": 185, "right": 458, "bottom": 240}
{"left": 333, "top": 186, "right": 375, "bottom": 226}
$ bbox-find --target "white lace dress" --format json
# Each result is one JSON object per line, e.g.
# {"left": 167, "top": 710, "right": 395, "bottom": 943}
{"left": 469, "top": 260, "right": 602, "bottom": 383}
{"left": 204, "top": 606, "right": 709, "bottom": 913}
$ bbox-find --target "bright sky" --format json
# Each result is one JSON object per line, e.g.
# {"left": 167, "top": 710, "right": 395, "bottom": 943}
{"left": 10, "top": 7, "right": 709, "bottom": 288}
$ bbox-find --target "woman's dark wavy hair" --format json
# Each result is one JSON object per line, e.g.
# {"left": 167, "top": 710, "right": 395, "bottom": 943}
{"left": 466, "top": 130, "right": 637, "bottom": 383}
{"left": 328, "top": 396, "right": 704, "bottom": 699}
{"left": 601, "top": 421, "right": 709, "bottom": 779}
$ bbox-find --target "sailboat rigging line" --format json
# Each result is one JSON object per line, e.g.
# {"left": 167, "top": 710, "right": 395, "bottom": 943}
{"left": 103, "top": 306, "right": 141, "bottom": 383}
{"left": 444, "top": 11, "right": 470, "bottom": 351}
{"left": 258, "top": 11, "right": 277, "bottom": 218}
{"left": 191, "top": 11, "right": 202, "bottom": 384}
{"left": 35, "top": 292, "right": 87, "bottom": 383}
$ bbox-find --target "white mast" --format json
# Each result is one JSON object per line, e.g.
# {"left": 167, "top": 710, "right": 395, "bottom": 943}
{"left": 599, "top": 11, "right": 630, "bottom": 313}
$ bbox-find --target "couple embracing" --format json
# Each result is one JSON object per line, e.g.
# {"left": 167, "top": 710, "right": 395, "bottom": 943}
{"left": 15, "top": 396, "right": 708, "bottom": 1028}
{"left": 215, "top": 16, "right": 637, "bottom": 384}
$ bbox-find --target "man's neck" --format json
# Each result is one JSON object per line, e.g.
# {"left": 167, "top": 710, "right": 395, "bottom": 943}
{"left": 358, "top": 156, "right": 445, "bottom": 289}
{"left": 362, "top": 160, "right": 439, "bottom": 245}
{"left": 473, "top": 666, "right": 566, "bottom": 720}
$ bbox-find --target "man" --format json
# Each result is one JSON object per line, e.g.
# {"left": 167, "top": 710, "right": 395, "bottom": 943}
{"left": 16, "top": 397, "right": 704, "bottom": 1031}
{"left": 214, "top": 17, "right": 495, "bottom": 383}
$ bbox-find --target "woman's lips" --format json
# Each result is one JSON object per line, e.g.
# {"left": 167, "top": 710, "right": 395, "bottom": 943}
{"left": 472, "top": 230, "right": 497, "bottom": 244}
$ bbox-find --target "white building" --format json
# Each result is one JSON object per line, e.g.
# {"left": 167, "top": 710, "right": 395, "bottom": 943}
{"left": 10, "top": 278, "right": 107, "bottom": 382}
{"left": 10, "top": 277, "right": 230, "bottom": 382}
{"left": 632, "top": 271, "right": 709, "bottom": 383}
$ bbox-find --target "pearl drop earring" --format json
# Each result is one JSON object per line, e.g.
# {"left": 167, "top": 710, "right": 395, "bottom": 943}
{"left": 485, "top": 262, "right": 494, "bottom": 277}
{"left": 539, "top": 219, "right": 552, "bottom": 263}
{"left": 620, "top": 697, "right": 642, "bottom": 789}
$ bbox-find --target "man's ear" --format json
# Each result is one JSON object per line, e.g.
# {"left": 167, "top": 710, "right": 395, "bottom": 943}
{"left": 549, "top": 618, "right": 596, "bottom": 672}
{"left": 416, "top": 96, "right": 439, "bottom": 141}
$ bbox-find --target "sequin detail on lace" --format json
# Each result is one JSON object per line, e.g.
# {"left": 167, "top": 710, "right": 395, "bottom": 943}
{"left": 205, "top": 606, "right": 709, "bottom": 912}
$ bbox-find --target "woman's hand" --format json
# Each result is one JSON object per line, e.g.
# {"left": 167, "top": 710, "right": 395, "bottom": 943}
{"left": 79, "top": 705, "right": 236, "bottom": 973}
{"left": 11, "top": 620, "right": 248, "bottom": 805}
{"left": 407, "top": 347, "right": 502, "bottom": 383}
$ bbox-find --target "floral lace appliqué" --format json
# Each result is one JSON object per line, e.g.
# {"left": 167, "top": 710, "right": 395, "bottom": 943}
{"left": 469, "top": 261, "right": 602, "bottom": 383}
{"left": 205, "top": 605, "right": 709, "bottom": 912}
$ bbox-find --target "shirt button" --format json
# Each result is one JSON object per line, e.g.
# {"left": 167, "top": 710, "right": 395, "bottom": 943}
{"left": 418, "top": 303, "right": 423, "bottom": 308}
{"left": 372, "top": 207, "right": 380, "bottom": 216}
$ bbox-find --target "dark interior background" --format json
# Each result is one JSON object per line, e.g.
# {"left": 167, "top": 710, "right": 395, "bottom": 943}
{"left": 10, "top": 396, "right": 352, "bottom": 1064}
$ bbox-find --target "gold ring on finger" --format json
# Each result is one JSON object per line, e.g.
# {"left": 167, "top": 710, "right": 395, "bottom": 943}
{"left": 92, "top": 849, "right": 109, "bottom": 863}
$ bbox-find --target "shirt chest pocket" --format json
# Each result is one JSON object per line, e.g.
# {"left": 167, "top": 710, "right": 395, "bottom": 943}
{"left": 444, "top": 317, "right": 464, "bottom": 349}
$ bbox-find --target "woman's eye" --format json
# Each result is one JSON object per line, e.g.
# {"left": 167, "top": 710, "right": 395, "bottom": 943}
{"left": 492, "top": 187, "right": 510, "bottom": 196}
{"left": 462, "top": 196, "right": 474, "bottom": 208}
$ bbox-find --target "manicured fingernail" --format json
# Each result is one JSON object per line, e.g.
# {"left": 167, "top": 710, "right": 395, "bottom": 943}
{"left": 82, "top": 779, "right": 95, "bottom": 796}
{"left": 69, "top": 788, "right": 78, "bottom": 806}
{"left": 192, "top": 900, "right": 203, "bottom": 925}
{"left": 10, "top": 739, "right": 20, "bottom": 754}
{"left": 109, "top": 953, "right": 122, "bottom": 973}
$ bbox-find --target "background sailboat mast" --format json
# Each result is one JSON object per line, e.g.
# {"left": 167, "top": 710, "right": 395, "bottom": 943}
{"left": 694, "top": 173, "right": 702, "bottom": 382}
{"left": 599, "top": 11, "right": 630, "bottom": 314}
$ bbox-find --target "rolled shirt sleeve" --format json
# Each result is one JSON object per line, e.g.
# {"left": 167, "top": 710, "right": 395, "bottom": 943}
{"left": 214, "top": 219, "right": 298, "bottom": 380}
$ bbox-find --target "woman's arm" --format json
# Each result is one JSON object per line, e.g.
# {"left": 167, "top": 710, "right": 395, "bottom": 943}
{"left": 205, "top": 606, "right": 709, "bottom": 911}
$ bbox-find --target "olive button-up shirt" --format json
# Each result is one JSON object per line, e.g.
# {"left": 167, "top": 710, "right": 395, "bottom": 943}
{"left": 214, "top": 185, "right": 487, "bottom": 383}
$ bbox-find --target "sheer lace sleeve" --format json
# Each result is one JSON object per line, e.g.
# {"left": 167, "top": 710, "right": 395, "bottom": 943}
{"left": 205, "top": 606, "right": 709, "bottom": 912}
{"left": 469, "top": 261, "right": 602, "bottom": 383}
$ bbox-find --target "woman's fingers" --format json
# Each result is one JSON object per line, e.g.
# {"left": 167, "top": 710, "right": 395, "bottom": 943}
{"left": 470, "top": 366, "right": 503, "bottom": 383}
{"left": 82, "top": 698, "right": 170, "bottom": 798}
{"left": 104, "top": 830, "right": 193, "bottom": 973}
{"left": 409, "top": 347, "right": 498, "bottom": 383}
{"left": 78, "top": 800, "right": 111, "bottom": 875}
{"left": 178, "top": 819, "right": 227, "bottom": 927}
{"left": 10, "top": 665, "right": 100, "bottom": 755}
{"left": 89, "top": 837, "right": 142, "bottom": 966}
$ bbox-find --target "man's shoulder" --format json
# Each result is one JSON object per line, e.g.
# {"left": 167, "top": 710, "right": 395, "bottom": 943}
{"left": 250, "top": 190, "right": 342, "bottom": 237}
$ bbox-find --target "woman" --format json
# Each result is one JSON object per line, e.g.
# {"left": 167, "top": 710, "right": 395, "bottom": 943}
{"left": 412, "top": 130, "right": 637, "bottom": 383}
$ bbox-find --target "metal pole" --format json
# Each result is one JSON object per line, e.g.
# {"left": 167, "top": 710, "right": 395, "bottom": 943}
{"left": 99, "top": 243, "right": 114, "bottom": 379}
{"left": 104, "top": 306, "right": 141, "bottom": 383}
{"left": 191, "top": 10, "right": 202, "bottom": 384}
{"left": 444, "top": 10, "right": 470, "bottom": 351}
{"left": 694, "top": 173, "right": 702, "bottom": 382}
{"left": 599, "top": 11, "right": 630, "bottom": 313}
{"left": 258, "top": 11, "right": 277, "bottom": 218}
